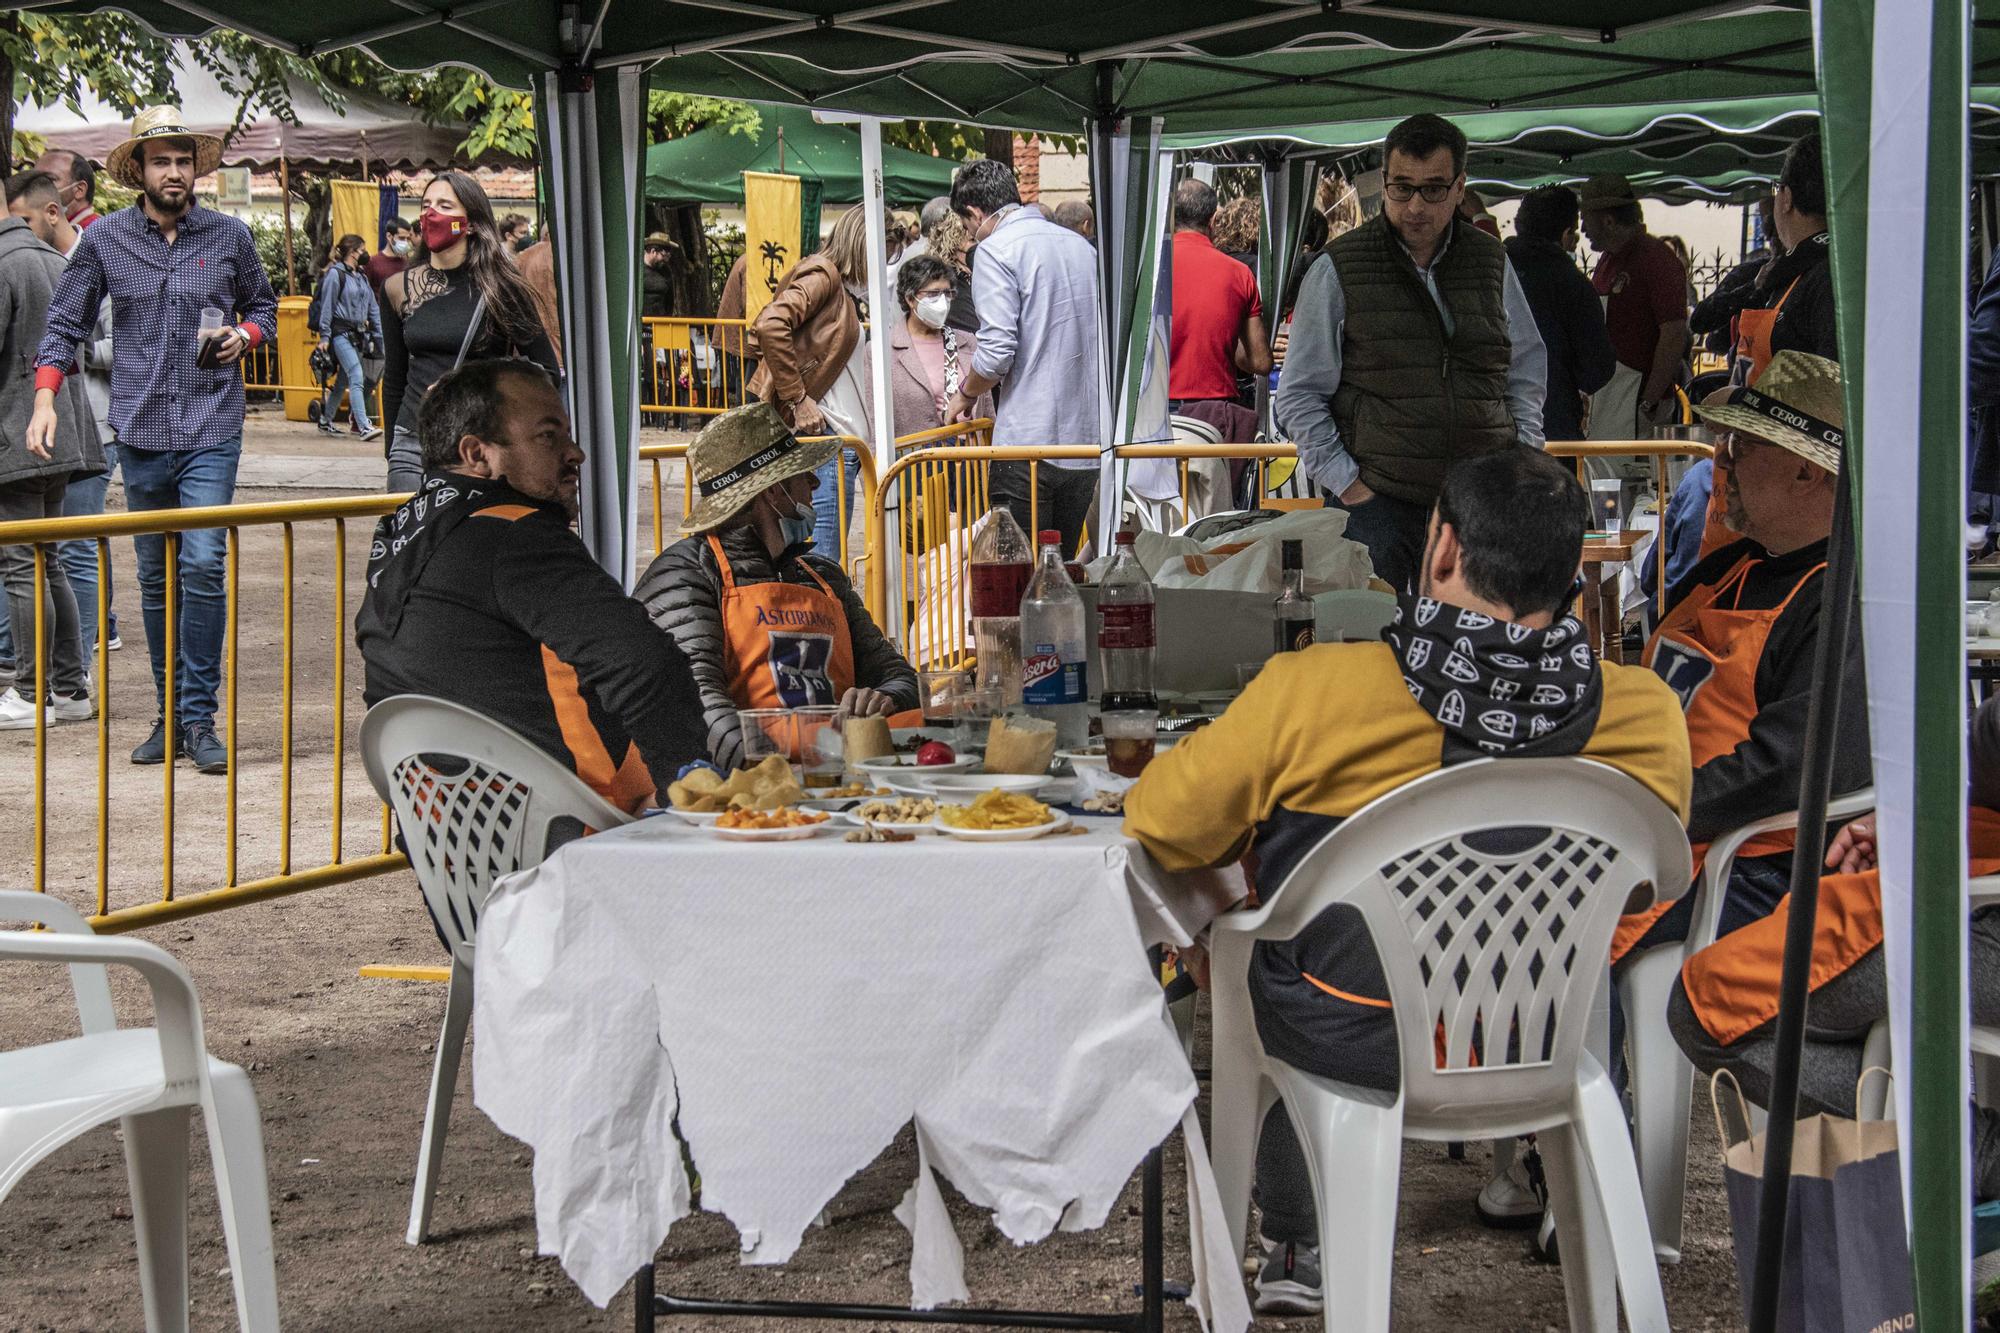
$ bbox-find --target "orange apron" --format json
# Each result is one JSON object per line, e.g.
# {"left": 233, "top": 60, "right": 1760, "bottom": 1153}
{"left": 711, "top": 534, "right": 856, "bottom": 710}
{"left": 1611, "top": 551, "right": 1827, "bottom": 961}
{"left": 1682, "top": 807, "right": 2000, "bottom": 1044}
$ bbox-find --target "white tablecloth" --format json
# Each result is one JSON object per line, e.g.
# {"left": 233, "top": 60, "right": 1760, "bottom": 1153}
{"left": 471, "top": 814, "right": 1249, "bottom": 1331}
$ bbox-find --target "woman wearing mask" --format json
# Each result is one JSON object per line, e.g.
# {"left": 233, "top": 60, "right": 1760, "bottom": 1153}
{"left": 888, "top": 254, "right": 991, "bottom": 438}
{"left": 316, "top": 234, "right": 383, "bottom": 441}
{"left": 748, "top": 205, "right": 873, "bottom": 562}
{"left": 380, "top": 172, "right": 560, "bottom": 493}
{"left": 635, "top": 402, "right": 917, "bottom": 773}
{"left": 921, "top": 207, "right": 980, "bottom": 334}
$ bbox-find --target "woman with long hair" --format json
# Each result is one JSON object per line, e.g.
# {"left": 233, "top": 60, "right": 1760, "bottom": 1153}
{"left": 748, "top": 204, "right": 875, "bottom": 561}
{"left": 380, "top": 171, "right": 560, "bottom": 492}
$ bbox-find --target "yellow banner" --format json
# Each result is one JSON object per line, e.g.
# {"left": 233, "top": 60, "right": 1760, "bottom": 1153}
{"left": 329, "top": 179, "right": 382, "bottom": 252}
{"left": 742, "top": 171, "right": 802, "bottom": 324}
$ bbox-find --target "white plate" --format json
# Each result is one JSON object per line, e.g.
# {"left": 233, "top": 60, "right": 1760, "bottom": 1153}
{"left": 906, "top": 773, "right": 1052, "bottom": 797}
{"left": 708, "top": 820, "right": 831, "bottom": 841}
{"left": 1057, "top": 747, "right": 1110, "bottom": 772}
{"left": 855, "top": 753, "right": 980, "bottom": 776}
{"left": 667, "top": 808, "right": 725, "bottom": 825}
{"left": 931, "top": 808, "right": 1073, "bottom": 841}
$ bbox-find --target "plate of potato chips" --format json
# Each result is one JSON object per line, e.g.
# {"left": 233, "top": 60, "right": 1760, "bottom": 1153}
{"left": 667, "top": 756, "right": 805, "bottom": 822}
{"left": 932, "top": 789, "right": 1070, "bottom": 842}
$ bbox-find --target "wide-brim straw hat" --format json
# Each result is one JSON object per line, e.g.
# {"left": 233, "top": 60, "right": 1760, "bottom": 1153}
{"left": 681, "top": 401, "right": 836, "bottom": 534}
{"left": 1695, "top": 350, "right": 1844, "bottom": 474}
{"left": 1577, "top": 172, "right": 1639, "bottom": 212}
{"left": 106, "top": 106, "right": 226, "bottom": 188}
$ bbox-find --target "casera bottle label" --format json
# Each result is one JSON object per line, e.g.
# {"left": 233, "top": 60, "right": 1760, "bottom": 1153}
{"left": 1022, "top": 647, "right": 1086, "bottom": 704}
{"left": 1098, "top": 603, "right": 1156, "bottom": 650}
{"left": 970, "top": 562, "right": 1031, "bottom": 618}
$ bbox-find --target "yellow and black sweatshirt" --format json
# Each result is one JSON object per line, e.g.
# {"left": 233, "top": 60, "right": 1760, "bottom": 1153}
{"left": 1124, "top": 640, "right": 1690, "bottom": 1091}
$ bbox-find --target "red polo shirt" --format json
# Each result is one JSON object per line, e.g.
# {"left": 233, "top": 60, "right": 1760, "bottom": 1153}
{"left": 1170, "top": 230, "right": 1262, "bottom": 401}
{"left": 1591, "top": 232, "right": 1687, "bottom": 374}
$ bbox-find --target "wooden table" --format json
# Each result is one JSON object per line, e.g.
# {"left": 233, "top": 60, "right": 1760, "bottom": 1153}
{"left": 1580, "top": 529, "right": 1646, "bottom": 664}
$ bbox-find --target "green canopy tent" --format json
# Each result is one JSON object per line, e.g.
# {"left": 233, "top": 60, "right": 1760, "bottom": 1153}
{"left": 643, "top": 103, "right": 958, "bottom": 206}
{"left": 2, "top": 1, "right": 1981, "bottom": 1320}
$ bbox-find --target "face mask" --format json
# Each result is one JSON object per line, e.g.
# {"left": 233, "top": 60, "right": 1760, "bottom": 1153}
{"left": 420, "top": 209, "right": 466, "bottom": 252}
{"left": 914, "top": 293, "right": 951, "bottom": 329}
{"left": 391, "top": 238, "right": 413, "bottom": 257}
{"left": 767, "top": 489, "right": 815, "bottom": 548}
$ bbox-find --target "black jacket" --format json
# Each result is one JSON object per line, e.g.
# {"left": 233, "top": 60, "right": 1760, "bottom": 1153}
{"left": 1759, "top": 231, "right": 1838, "bottom": 363}
{"left": 635, "top": 525, "right": 919, "bottom": 772}
{"left": 357, "top": 474, "right": 707, "bottom": 810}
{"left": 1504, "top": 235, "right": 1617, "bottom": 441}
{"left": 642, "top": 264, "right": 675, "bottom": 321}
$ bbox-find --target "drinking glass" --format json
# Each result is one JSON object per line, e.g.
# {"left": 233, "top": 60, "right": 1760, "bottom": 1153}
{"left": 793, "top": 705, "right": 843, "bottom": 789}
{"left": 919, "top": 669, "right": 971, "bottom": 730}
{"left": 1590, "top": 478, "right": 1623, "bottom": 534}
{"left": 1101, "top": 709, "right": 1159, "bottom": 779}
{"left": 737, "top": 708, "right": 795, "bottom": 776}
{"left": 953, "top": 687, "right": 1001, "bottom": 756}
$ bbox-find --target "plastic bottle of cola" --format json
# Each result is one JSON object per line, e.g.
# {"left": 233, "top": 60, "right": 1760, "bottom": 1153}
{"left": 1097, "top": 531, "right": 1157, "bottom": 712}
{"left": 969, "top": 505, "right": 1032, "bottom": 705}
{"left": 1020, "top": 528, "right": 1090, "bottom": 749}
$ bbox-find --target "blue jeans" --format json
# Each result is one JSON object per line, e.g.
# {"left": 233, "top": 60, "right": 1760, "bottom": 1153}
{"left": 322, "top": 332, "right": 373, "bottom": 433}
{"left": 812, "top": 449, "right": 859, "bottom": 563}
{"left": 120, "top": 440, "right": 241, "bottom": 728}
{"left": 56, "top": 441, "right": 118, "bottom": 659}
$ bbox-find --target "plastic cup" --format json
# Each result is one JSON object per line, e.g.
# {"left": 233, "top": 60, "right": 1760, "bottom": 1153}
{"left": 1101, "top": 709, "right": 1159, "bottom": 779}
{"left": 1590, "top": 478, "right": 1623, "bottom": 534}
{"left": 919, "top": 669, "right": 969, "bottom": 729}
{"left": 737, "top": 708, "right": 796, "bottom": 776}
{"left": 792, "top": 705, "right": 842, "bottom": 789}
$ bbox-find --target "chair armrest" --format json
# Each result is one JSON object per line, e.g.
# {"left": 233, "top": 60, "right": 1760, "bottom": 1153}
{"left": 0, "top": 933, "right": 209, "bottom": 1090}
{"left": 1690, "top": 787, "right": 1877, "bottom": 954}
{"left": 1970, "top": 874, "right": 2000, "bottom": 914}
{"left": 0, "top": 890, "right": 117, "bottom": 1033}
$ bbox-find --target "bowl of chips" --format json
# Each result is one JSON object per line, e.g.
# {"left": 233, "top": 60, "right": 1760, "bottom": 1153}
{"left": 667, "top": 756, "right": 805, "bottom": 821}
{"left": 933, "top": 789, "right": 1070, "bottom": 841}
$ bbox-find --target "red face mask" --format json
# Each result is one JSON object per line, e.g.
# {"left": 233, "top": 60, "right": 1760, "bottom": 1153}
{"left": 420, "top": 208, "right": 466, "bottom": 252}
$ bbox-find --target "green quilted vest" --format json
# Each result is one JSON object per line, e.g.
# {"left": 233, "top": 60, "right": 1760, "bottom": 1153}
{"left": 1327, "top": 212, "right": 1518, "bottom": 504}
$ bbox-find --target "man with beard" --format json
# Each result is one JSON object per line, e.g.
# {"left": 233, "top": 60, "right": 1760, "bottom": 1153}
{"left": 1274, "top": 113, "right": 1548, "bottom": 591}
{"left": 355, "top": 359, "right": 707, "bottom": 814}
{"left": 29, "top": 107, "right": 277, "bottom": 776}
{"left": 1123, "top": 447, "right": 1689, "bottom": 1313}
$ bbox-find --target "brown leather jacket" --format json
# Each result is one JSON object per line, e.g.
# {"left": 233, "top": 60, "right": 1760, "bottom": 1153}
{"left": 747, "top": 254, "right": 860, "bottom": 416}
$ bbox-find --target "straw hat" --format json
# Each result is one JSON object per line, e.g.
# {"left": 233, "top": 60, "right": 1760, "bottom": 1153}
{"left": 105, "top": 106, "right": 225, "bottom": 188}
{"left": 1577, "top": 172, "right": 1639, "bottom": 212}
{"left": 643, "top": 231, "right": 679, "bottom": 252}
{"left": 680, "top": 401, "right": 835, "bottom": 534}
{"left": 1695, "top": 350, "right": 1844, "bottom": 474}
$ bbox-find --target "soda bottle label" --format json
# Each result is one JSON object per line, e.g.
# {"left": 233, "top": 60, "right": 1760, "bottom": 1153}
{"left": 1098, "top": 603, "right": 1156, "bottom": 650}
{"left": 1022, "top": 647, "right": 1087, "bottom": 704}
{"left": 1277, "top": 617, "right": 1315, "bottom": 653}
{"left": 970, "top": 562, "right": 1031, "bottom": 618}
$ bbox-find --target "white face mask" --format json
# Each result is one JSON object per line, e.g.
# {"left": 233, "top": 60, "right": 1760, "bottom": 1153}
{"left": 914, "top": 292, "right": 951, "bottom": 329}
{"left": 391, "top": 239, "right": 413, "bottom": 257}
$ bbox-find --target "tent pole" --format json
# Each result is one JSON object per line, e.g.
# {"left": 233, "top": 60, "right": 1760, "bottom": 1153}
{"left": 857, "top": 115, "right": 901, "bottom": 630}
{"left": 278, "top": 155, "right": 298, "bottom": 296}
{"left": 1745, "top": 479, "right": 1858, "bottom": 1333}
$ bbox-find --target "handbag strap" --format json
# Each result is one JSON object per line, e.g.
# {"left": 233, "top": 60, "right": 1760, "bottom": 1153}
{"left": 1709, "top": 1068, "right": 1754, "bottom": 1151}
{"left": 452, "top": 294, "right": 488, "bottom": 372}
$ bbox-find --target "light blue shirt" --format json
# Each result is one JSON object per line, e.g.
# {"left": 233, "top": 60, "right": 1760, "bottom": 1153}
{"left": 1273, "top": 230, "right": 1548, "bottom": 497}
{"left": 969, "top": 206, "right": 1102, "bottom": 464}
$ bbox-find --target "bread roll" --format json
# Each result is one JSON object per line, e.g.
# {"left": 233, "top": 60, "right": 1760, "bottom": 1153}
{"left": 843, "top": 715, "right": 895, "bottom": 762}
{"left": 983, "top": 715, "right": 1057, "bottom": 775}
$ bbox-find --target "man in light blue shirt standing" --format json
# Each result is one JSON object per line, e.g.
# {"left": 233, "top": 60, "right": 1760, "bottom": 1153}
{"left": 945, "top": 158, "right": 1102, "bottom": 556}
{"left": 1274, "top": 113, "right": 1547, "bottom": 591}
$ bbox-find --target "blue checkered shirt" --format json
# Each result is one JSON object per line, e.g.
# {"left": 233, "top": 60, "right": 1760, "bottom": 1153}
{"left": 36, "top": 203, "right": 278, "bottom": 452}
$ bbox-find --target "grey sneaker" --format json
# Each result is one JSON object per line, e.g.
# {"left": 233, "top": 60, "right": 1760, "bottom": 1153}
{"left": 1253, "top": 1234, "right": 1322, "bottom": 1315}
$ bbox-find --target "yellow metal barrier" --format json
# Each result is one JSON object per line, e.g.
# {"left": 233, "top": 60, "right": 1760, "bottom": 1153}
{"left": 637, "top": 435, "right": 875, "bottom": 575}
{"left": 0, "top": 495, "right": 409, "bottom": 933}
{"left": 1547, "top": 438, "right": 1714, "bottom": 617}
{"left": 641, "top": 317, "right": 753, "bottom": 419}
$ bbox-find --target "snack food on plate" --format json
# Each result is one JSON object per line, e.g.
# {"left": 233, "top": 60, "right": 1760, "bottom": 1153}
{"left": 1080, "top": 790, "right": 1126, "bottom": 815}
{"left": 668, "top": 755, "right": 805, "bottom": 812}
{"left": 982, "top": 715, "right": 1057, "bottom": 775}
{"left": 844, "top": 825, "right": 916, "bottom": 844}
{"left": 938, "top": 788, "right": 1054, "bottom": 830}
{"left": 842, "top": 715, "right": 895, "bottom": 763}
{"left": 716, "top": 806, "right": 828, "bottom": 830}
{"left": 820, "top": 781, "right": 890, "bottom": 800}
{"left": 856, "top": 796, "right": 939, "bottom": 824}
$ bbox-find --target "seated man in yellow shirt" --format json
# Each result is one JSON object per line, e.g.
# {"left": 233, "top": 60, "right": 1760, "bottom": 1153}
{"left": 1124, "top": 447, "right": 1691, "bottom": 1314}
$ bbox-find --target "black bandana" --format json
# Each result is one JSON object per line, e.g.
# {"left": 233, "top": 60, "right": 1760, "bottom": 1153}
{"left": 1381, "top": 590, "right": 1605, "bottom": 766}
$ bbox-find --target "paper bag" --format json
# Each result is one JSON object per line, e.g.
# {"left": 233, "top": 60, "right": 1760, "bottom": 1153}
{"left": 1089, "top": 509, "right": 1375, "bottom": 596}
{"left": 1712, "top": 1070, "right": 1914, "bottom": 1333}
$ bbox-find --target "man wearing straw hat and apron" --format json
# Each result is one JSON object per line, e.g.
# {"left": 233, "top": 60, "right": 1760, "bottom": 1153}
{"left": 638, "top": 402, "right": 918, "bottom": 773}
{"left": 29, "top": 106, "right": 278, "bottom": 776}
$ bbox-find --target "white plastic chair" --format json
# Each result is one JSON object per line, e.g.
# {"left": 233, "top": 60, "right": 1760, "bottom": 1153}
{"left": 359, "top": 694, "right": 634, "bottom": 1244}
{"left": 1619, "top": 787, "right": 1875, "bottom": 1261}
{"left": 0, "top": 891, "right": 279, "bottom": 1331}
{"left": 1855, "top": 872, "right": 2000, "bottom": 1121}
{"left": 1208, "top": 758, "right": 1691, "bottom": 1332}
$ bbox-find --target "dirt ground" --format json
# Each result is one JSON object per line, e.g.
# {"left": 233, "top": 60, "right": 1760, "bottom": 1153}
{"left": 0, "top": 416, "right": 1748, "bottom": 1331}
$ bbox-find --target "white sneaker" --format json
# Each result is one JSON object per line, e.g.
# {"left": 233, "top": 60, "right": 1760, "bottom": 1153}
{"left": 0, "top": 686, "right": 50, "bottom": 730}
{"left": 50, "top": 691, "right": 94, "bottom": 722}
{"left": 1475, "top": 1142, "right": 1546, "bottom": 1229}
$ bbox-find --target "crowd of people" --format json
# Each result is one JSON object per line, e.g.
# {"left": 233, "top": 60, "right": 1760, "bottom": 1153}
{"left": 0, "top": 100, "right": 1980, "bottom": 1321}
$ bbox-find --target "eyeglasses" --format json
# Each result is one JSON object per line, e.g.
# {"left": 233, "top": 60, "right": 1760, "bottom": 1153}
{"left": 1383, "top": 181, "right": 1457, "bottom": 204}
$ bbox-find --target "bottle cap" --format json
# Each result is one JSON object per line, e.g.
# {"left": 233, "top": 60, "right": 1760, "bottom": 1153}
{"left": 1039, "top": 529, "right": 1061, "bottom": 545}
{"left": 1115, "top": 531, "right": 1136, "bottom": 546}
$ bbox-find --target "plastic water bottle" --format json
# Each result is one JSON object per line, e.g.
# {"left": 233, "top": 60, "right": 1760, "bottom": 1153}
{"left": 1097, "top": 531, "right": 1157, "bottom": 712}
{"left": 1020, "top": 528, "right": 1089, "bottom": 748}
{"left": 970, "top": 505, "right": 1032, "bottom": 706}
